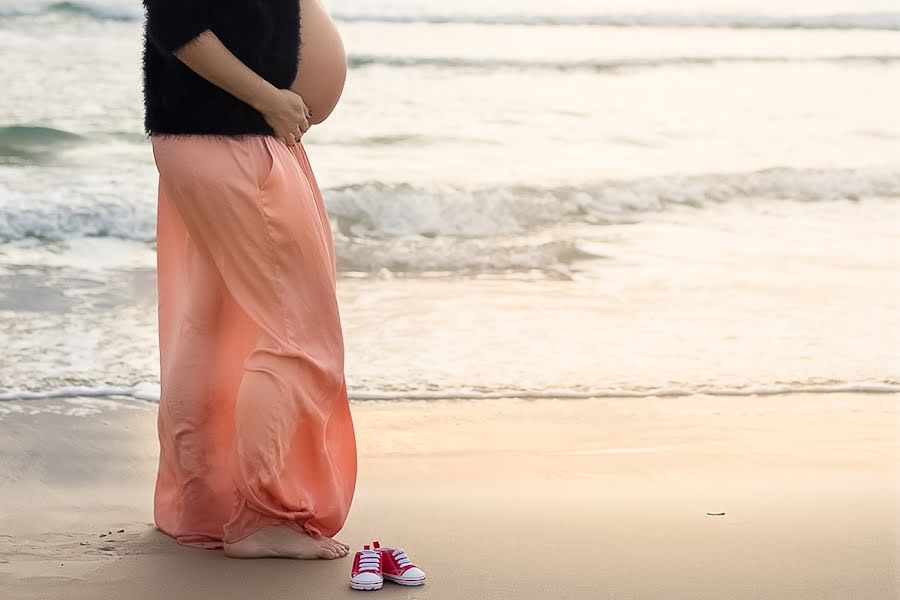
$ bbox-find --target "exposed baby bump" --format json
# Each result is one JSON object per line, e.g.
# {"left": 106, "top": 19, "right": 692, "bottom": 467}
{"left": 290, "top": 0, "right": 347, "bottom": 125}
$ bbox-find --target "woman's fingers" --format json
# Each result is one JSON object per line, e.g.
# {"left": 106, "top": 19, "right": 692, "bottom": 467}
{"left": 260, "top": 89, "right": 313, "bottom": 147}
{"left": 279, "top": 115, "right": 308, "bottom": 147}
{"left": 281, "top": 125, "right": 303, "bottom": 147}
{"left": 282, "top": 126, "right": 297, "bottom": 146}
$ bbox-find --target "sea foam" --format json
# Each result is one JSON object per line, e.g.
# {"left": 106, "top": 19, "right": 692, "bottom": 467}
{"left": 3, "top": 168, "right": 896, "bottom": 244}
{"left": 1, "top": 381, "right": 898, "bottom": 405}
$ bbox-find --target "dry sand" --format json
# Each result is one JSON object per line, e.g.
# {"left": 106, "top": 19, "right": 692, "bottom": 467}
{"left": 1, "top": 393, "right": 898, "bottom": 599}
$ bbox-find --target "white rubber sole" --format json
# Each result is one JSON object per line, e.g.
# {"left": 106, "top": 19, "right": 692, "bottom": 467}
{"left": 350, "top": 580, "right": 383, "bottom": 591}
{"left": 383, "top": 574, "right": 426, "bottom": 586}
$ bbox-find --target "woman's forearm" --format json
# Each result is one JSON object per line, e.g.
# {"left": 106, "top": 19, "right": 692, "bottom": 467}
{"left": 173, "top": 30, "right": 278, "bottom": 114}
{"left": 149, "top": 21, "right": 311, "bottom": 145}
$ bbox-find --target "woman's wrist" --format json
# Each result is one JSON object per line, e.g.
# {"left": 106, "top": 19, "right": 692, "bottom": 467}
{"left": 250, "top": 80, "right": 281, "bottom": 114}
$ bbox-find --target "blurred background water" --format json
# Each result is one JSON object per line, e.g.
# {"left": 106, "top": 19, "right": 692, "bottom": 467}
{"left": 1, "top": 0, "right": 898, "bottom": 405}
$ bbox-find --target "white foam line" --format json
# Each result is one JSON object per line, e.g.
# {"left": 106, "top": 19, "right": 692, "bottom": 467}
{"left": 0, "top": 382, "right": 160, "bottom": 402}
{"left": 0, "top": 381, "right": 898, "bottom": 403}
{"left": 330, "top": 11, "right": 900, "bottom": 31}
{"left": 350, "top": 383, "right": 900, "bottom": 400}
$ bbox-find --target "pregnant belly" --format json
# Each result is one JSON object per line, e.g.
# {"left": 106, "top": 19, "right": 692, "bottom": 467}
{"left": 290, "top": 0, "right": 347, "bottom": 125}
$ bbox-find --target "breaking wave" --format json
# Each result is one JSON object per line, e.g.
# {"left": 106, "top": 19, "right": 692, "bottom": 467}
{"left": 2, "top": 168, "right": 898, "bottom": 244}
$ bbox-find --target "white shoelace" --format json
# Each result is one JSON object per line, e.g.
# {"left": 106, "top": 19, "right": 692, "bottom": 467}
{"left": 392, "top": 548, "right": 412, "bottom": 568}
{"left": 356, "top": 550, "right": 381, "bottom": 573}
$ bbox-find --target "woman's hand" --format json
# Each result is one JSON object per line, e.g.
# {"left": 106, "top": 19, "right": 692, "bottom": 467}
{"left": 258, "top": 88, "right": 313, "bottom": 147}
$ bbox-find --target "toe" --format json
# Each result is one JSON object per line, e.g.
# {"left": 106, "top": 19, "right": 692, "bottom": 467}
{"left": 331, "top": 537, "right": 349, "bottom": 550}
{"left": 404, "top": 567, "right": 426, "bottom": 579}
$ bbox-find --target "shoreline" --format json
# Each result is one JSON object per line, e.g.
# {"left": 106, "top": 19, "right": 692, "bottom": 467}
{"left": 1, "top": 393, "right": 898, "bottom": 599}
{"left": 2, "top": 380, "right": 900, "bottom": 404}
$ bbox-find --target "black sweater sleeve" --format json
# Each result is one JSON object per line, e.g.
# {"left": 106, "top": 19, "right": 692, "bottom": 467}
{"left": 143, "top": 0, "right": 214, "bottom": 54}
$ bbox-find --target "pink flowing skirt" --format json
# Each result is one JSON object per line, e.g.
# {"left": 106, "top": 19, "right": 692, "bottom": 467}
{"left": 150, "top": 134, "right": 357, "bottom": 549}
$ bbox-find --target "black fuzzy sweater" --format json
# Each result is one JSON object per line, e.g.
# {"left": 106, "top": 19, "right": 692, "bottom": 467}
{"left": 142, "top": 0, "right": 300, "bottom": 137}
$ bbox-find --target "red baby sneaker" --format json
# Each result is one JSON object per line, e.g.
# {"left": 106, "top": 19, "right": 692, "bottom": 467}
{"left": 372, "top": 540, "right": 426, "bottom": 586}
{"left": 350, "top": 545, "right": 383, "bottom": 591}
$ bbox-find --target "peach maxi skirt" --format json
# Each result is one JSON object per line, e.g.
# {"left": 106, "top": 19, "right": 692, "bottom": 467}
{"left": 150, "top": 133, "right": 357, "bottom": 549}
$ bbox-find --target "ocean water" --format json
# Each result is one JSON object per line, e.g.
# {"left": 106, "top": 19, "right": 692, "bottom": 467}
{"left": 1, "top": 0, "right": 899, "bottom": 407}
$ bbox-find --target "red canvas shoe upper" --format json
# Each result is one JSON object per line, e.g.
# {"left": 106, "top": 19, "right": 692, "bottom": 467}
{"left": 351, "top": 545, "right": 382, "bottom": 579}
{"left": 372, "top": 540, "right": 422, "bottom": 578}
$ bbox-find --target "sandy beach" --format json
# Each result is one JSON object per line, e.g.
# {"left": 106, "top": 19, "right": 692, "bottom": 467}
{"left": 1, "top": 393, "right": 897, "bottom": 599}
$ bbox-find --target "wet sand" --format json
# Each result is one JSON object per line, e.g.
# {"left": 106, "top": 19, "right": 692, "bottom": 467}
{"left": 1, "top": 393, "right": 898, "bottom": 599}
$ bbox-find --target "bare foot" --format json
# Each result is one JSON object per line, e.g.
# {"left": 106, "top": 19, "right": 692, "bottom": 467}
{"left": 331, "top": 537, "right": 350, "bottom": 552}
{"left": 224, "top": 525, "right": 350, "bottom": 559}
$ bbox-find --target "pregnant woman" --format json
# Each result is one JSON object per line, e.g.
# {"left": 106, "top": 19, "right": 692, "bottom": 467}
{"left": 142, "top": 0, "right": 356, "bottom": 559}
